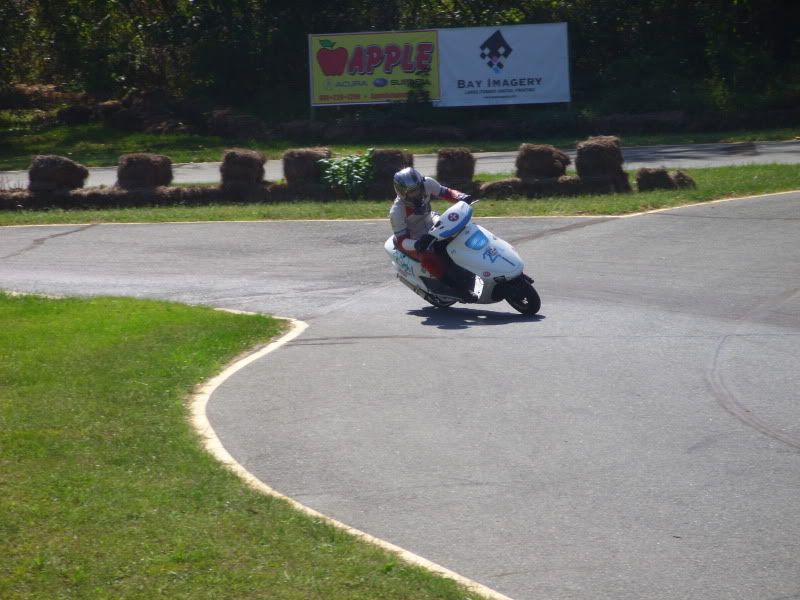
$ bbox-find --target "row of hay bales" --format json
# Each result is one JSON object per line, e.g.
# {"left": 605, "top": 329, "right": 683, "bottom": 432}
{"left": 477, "top": 136, "right": 694, "bottom": 199}
{"left": 1, "top": 137, "right": 694, "bottom": 210}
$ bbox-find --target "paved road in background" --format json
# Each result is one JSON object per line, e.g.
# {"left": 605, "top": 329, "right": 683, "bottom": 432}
{"left": 1, "top": 192, "right": 799, "bottom": 599}
{"left": 2, "top": 140, "right": 799, "bottom": 189}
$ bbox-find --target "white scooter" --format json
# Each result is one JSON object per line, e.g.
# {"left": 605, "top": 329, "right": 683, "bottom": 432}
{"left": 384, "top": 200, "right": 541, "bottom": 314}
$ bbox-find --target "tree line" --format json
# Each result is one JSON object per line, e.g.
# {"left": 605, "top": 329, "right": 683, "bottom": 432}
{"left": 2, "top": 0, "right": 798, "bottom": 119}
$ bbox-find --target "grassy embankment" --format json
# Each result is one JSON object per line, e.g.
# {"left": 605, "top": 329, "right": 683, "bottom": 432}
{"left": 0, "top": 293, "right": 485, "bottom": 599}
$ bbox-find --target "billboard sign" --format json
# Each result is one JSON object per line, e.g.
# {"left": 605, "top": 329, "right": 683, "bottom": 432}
{"left": 309, "top": 30, "right": 440, "bottom": 106}
{"left": 436, "top": 23, "right": 571, "bottom": 107}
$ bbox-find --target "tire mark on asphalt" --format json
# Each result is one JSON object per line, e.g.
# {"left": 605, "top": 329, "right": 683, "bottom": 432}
{"left": 707, "top": 288, "right": 800, "bottom": 450}
{"left": 1, "top": 224, "right": 96, "bottom": 259}
{"left": 653, "top": 213, "right": 800, "bottom": 222}
{"left": 507, "top": 217, "right": 615, "bottom": 245}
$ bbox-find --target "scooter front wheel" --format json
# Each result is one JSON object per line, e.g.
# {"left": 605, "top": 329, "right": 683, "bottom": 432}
{"left": 506, "top": 279, "right": 541, "bottom": 315}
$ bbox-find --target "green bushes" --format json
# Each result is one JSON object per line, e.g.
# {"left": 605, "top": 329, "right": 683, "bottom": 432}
{"left": 318, "top": 148, "right": 375, "bottom": 199}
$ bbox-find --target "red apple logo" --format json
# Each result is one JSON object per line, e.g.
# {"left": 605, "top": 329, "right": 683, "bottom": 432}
{"left": 317, "top": 40, "right": 348, "bottom": 76}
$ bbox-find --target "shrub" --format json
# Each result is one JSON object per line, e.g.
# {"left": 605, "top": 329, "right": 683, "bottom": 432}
{"left": 318, "top": 148, "right": 374, "bottom": 200}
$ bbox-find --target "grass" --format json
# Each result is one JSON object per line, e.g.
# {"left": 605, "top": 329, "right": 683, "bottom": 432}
{"left": 1, "top": 110, "right": 798, "bottom": 170}
{"left": 1, "top": 164, "right": 798, "bottom": 227}
{"left": 0, "top": 293, "right": 484, "bottom": 599}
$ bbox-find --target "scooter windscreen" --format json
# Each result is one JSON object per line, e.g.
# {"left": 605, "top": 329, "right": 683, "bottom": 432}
{"left": 430, "top": 201, "right": 473, "bottom": 240}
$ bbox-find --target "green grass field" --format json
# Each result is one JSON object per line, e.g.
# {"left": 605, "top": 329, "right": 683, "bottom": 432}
{"left": 0, "top": 293, "right": 484, "bottom": 599}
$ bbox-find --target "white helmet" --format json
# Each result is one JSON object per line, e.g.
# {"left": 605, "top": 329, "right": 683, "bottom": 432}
{"left": 393, "top": 167, "right": 426, "bottom": 207}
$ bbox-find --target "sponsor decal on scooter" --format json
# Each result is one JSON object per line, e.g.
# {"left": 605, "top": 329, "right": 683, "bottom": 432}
{"left": 394, "top": 250, "right": 414, "bottom": 275}
{"left": 483, "top": 246, "right": 516, "bottom": 267}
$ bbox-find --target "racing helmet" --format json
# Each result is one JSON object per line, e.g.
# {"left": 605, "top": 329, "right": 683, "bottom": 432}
{"left": 393, "top": 167, "right": 426, "bottom": 207}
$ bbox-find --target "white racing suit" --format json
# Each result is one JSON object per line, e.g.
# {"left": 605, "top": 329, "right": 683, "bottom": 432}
{"left": 389, "top": 177, "right": 473, "bottom": 296}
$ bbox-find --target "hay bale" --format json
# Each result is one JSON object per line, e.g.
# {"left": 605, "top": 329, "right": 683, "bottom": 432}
{"left": 28, "top": 155, "right": 89, "bottom": 192}
{"left": 520, "top": 178, "right": 556, "bottom": 198}
{"left": 671, "top": 170, "right": 696, "bottom": 189}
{"left": 0, "top": 190, "right": 31, "bottom": 210}
{"left": 555, "top": 176, "right": 584, "bottom": 196}
{"left": 636, "top": 168, "right": 675, "bottom": 191}
{"left": 266, "top": 182, "right": 292, "bottom": 203}
{"left": 117, "top": 153, "right": 173, "bottom": 189}
{"left": 575, "top": 136, "right": 625, "bottom": 179}
{"left": 64, "top": 188, "right": 128, "bottom": 209}
{"left": 578, "top": 172, "right": 631, "bottom": 194}
{"left": 436, "top": 148, "right": 475, "bottom": 188}
{"left": 220, "top": 148, "right": 266, "bottom": 186}
{"left": 219, "top": 182, "right": 269, "bottom": 203}
{"left": 372, "top": 148, "right": 413, "bottom": 178}
{"left": 515, "top": 144, "right": 571, "bottom": 180}
{"left": 282, "top": 147, "right": 331, "bottom": 186}
{"left": 368, "top": 148, "right": 414, "bottom": 198}
{"left": 266, "top": 182, "right": 331, "bottom": 202}
{"left": 478, "top": 178, "right": 523, "bottom": 199}
{"left": 289, "top": 183, "right": 331, "bottom": 201}
{"left": 219, "top": 147, "right": 267, "bottom": 202}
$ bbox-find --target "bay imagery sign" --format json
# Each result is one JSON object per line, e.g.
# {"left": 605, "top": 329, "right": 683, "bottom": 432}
{"left": 437, "top": 23, "right": 571, "bottom": 107}
{"left": 308, "top": 23, "right": 570, "bottom": 108}
{"left": 309, "top": 31, "right": 440, "bottom": 106}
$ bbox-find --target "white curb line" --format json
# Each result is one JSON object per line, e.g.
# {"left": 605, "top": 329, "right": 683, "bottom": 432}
{"left": 190, "top": 312, "right": 514, "bottom": 600}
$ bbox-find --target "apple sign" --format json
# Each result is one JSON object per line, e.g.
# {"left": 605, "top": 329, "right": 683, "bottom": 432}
{"left": 317, "top": 40, "right": 348, "bottom": 76}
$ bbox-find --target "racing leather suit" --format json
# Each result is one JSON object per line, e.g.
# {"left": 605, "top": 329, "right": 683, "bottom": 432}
{"left": 389, "top": 177, "right": 470, "bottom": 279}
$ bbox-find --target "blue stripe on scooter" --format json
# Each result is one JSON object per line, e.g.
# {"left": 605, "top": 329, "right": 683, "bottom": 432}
{"left": 438, "top": 206, "right": 473, "bottom": 238}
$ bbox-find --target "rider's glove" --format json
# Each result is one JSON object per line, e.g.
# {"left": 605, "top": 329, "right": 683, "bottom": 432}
{"left": 461, "top": 194, "right": 474, "bottom": 205}
{"left": 414, "top": 233, "right": 435, "bottom": 252}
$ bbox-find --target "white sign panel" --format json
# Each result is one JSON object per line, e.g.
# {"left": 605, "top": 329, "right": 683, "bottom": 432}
{"left": 436, "top": 23, "right": 570, "bottom": 107}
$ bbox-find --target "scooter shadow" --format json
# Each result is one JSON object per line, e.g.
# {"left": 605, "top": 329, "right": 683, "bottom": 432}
{"left": 408, "top": 306, "right": 545, "bottom": 330}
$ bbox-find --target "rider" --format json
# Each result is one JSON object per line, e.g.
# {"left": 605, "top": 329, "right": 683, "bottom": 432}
{"left": 390, "top": 167, "right": 477, "bottom": 302}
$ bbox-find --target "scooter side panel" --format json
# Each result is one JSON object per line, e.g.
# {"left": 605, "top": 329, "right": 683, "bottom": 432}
{"left": 447, "top": 225, "right": 524, "bottom": 280}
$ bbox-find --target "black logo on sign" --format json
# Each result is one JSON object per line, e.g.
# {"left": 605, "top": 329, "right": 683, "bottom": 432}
{"left": 480, "top": 30, "right": 512, "bottom": 73}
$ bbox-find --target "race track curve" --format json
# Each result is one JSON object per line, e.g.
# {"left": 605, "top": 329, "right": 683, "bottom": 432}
{"left": 1, "top": 193, "right": 799, "bottom": 599}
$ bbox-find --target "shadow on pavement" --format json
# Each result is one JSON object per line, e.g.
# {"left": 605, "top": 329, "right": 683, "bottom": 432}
{"left": 408, "top": 306, "right": 545, "bottom": 330}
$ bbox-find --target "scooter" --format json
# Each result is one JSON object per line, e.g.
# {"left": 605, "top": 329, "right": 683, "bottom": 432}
{"left": 384, "top": 200, "right": 541, "bottom": 315}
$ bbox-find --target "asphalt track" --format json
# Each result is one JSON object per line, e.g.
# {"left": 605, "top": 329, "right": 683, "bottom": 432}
{"left": 1, "top": 193, "right": 799, "bottom": 599}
